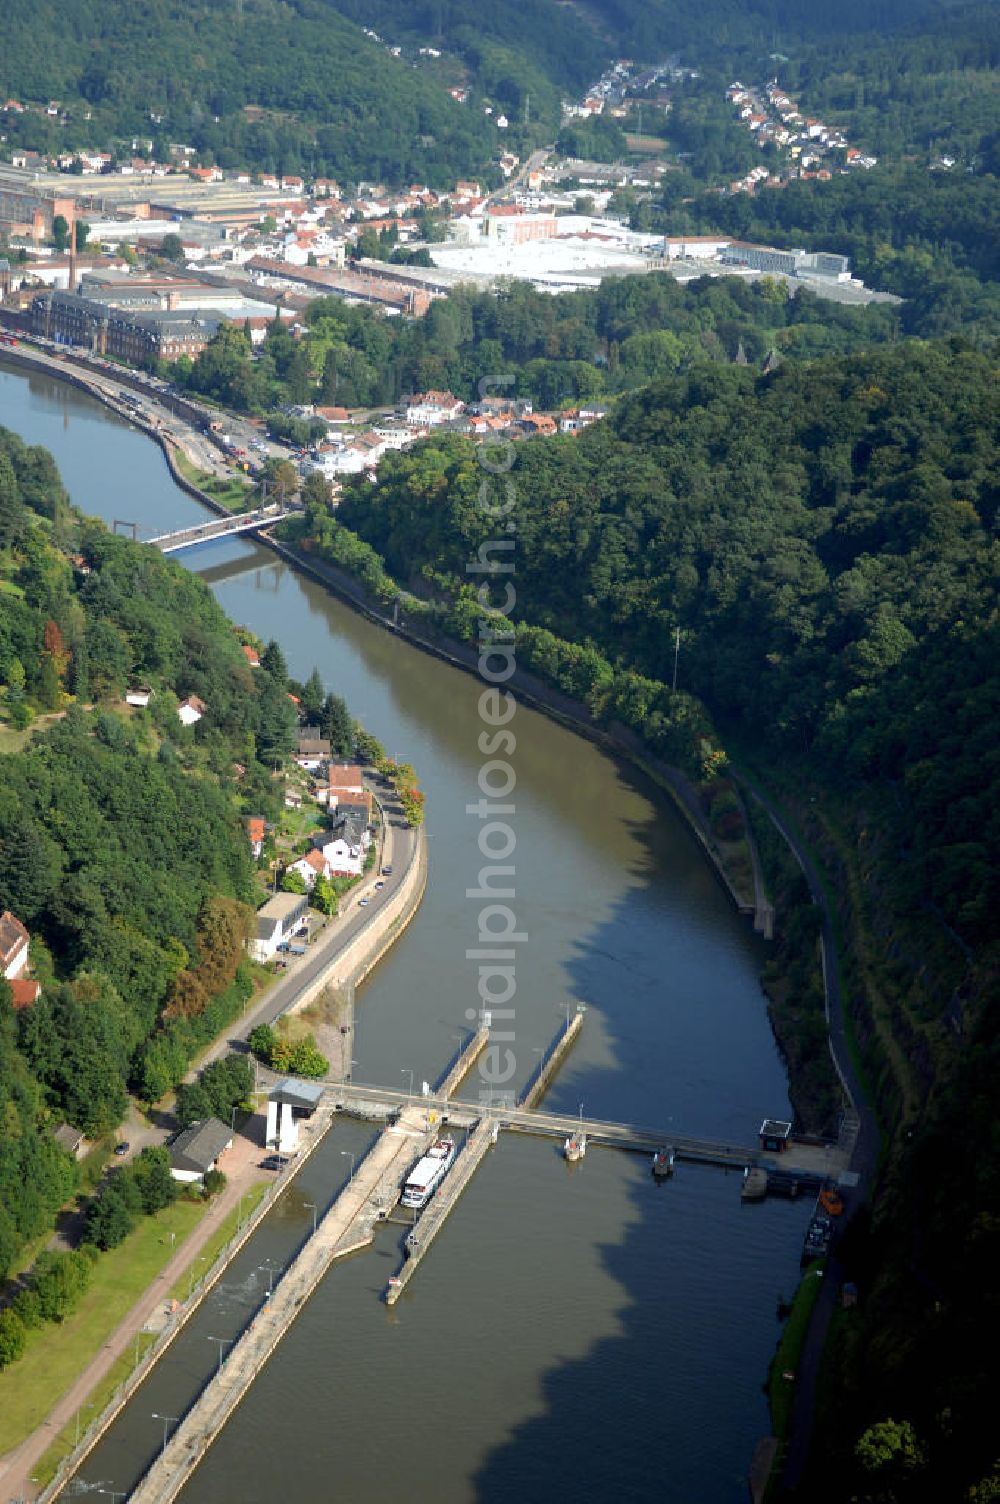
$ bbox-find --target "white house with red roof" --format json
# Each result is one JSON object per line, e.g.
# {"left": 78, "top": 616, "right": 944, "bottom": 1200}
{"left": 177, "top": 695, "right": 206, "bottom": 726}
{"left": 0, "top": 911, "right": 30, "bottom": 980}
{"left": 404, "top": 391, "right": 464, "bottom": 426}
{"left": 288, "top": 848, "right": 332, "bottom": 889}
{"left": 1, "top": 911, "right": 40, "bottom": 1009}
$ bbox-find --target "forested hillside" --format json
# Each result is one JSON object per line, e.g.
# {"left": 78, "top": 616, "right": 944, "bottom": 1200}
{"left": 0, "top": 0, "right": 959, "bottom": 184}
{"left": 782, "top": 0, "right": 1000, "bottom": 164}
{"left": 0, "top": 0, "right": 496, "bottom": 184}
{"left": 335, "top": 345, "right": 998, "bottom": 954}
{"left": 304, "top": 342, "right": 1000, "bottom": 1496}
{"left": 174, "top": 273, "right": 899, "bottom": 416}
{"left": 0, "top": 426, "right": 302, "bottom": 1281}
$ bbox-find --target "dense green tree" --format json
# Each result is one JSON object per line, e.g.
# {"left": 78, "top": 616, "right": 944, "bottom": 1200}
{"left": 301, "top": 667, "right": 325, "bottom": 723}
{"left": 85, "top": 1173, "right": 141, "bottom": 1250}
{"left": 30, "top": 1249, "right": 93, "bottom": 1322}
{"left": 128, "top": 1146, "right": 178, "bottom": 1215}
{"left": 159, "top": 233, "right": 185, "bottom": 262}
{"left": 0, "top": 1310, "right": 27, "bottom": 1369}
{"left": 321, "top": 692, "right": 353, "bottom": 758}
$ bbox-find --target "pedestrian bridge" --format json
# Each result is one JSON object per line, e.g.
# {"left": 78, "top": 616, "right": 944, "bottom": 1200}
{"left": 147, "top": 504, "right": 294, "bottom": 553}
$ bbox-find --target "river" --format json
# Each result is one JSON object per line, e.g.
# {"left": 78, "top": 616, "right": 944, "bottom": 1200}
{"left": 1, "top": 360, "right": 812, "bottom": 1503}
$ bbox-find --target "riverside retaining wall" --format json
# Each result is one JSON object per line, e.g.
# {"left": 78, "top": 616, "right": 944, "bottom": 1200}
{"left": 1, "top": 344, "right": 757, "bottom": 915}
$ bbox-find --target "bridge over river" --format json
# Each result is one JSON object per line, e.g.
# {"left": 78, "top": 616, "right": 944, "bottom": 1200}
{"left": 114, "top": 504, "right": 295, "bottom": 553}
{"left": 121, "top": 1012, "right": 852, "bottom": 1504}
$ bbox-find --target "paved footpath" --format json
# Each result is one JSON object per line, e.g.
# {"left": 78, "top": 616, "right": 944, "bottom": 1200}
{"left": 734, "top": 767, "right": 881, "bottom": 1493}
{"left": 0, "top": 1131, "right": 269, "bottom": 1504}
{"left": 130, "top": 1109, "right": 433, "bottom": 1504}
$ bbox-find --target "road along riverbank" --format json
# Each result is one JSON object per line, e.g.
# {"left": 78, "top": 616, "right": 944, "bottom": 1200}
{"left": 15, "top": 825, "right": 426, "bottom": 1504}
{"left": 265, "top": 535, "right": 766, "bottom": 925}
{"left": 0, "top": 350, "right": 826, "bottom": 1504}
{"left": 1, "top": 341, "right": 763, "bottom": 925}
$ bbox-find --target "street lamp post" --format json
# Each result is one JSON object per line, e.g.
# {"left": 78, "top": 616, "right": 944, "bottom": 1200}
{"left": 401, "top": 1067, "right": 414, "bottom": 1102}
{"left": 187, "top": 1254, "right": 209, "bottom": 1299}
{"left": 206, "top": 1335, "right": 232, "bottom": 1375}
{"left": 340, "top": 1150, "right": 355, "bottom": 1184}
{"left": 304, "top": 1201, "right": 318, "bottom": 1235}
{"left": 75, "top": 1400, "right": 96, "bottom": 1446}
{"left": 151, "top": 1412, "right": 177, "bottom": 1458}
{"left": 258, "top": 1259, "right": 279, "bottom": 1299}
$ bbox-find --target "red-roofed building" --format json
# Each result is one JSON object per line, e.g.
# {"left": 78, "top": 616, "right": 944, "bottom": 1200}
{"left": 325, "top": 762, "right": 372, "bottom": 817}
{"left": 0, "top": 911, "right": 30, "bottom": 980}
{"left": 247, "top": 818, "right": 266, "bottom": 858}
{"left": 404, "top": 391, "right": 464, "bottom": 426}
{"left": 242, "top": 644, "right": 261, "bottom": 668}
{"left": 289, "top": 848, "right": 332, "bottom": 888}
{"left": 8, "top": 978, "right": 41, "bottom": 1010}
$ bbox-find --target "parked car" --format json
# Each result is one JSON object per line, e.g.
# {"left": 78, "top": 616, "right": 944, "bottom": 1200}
{"left": 359, "top": 896, "right": 370, "bottom": 907}
{"left": 259, "top": 1155, "right": 287, "bottom": 1171}
{"left": 374, "top": 880, "right": 385, "bottom": 890}
{"left": 114, "top": 1141, "right": 130, "bottom": 1156}
{"left": 382, "top": 865, "right": 393, "bottom": 876}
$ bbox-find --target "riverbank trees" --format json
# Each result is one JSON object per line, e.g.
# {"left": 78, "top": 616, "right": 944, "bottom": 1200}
{"left": 0, "top": 428, "right": 355, "bottom": 1283}
{"left": 298, "top": 338, "right": 1000, "bottom": 1501}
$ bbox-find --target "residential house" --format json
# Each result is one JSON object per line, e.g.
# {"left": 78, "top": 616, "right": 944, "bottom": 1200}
{"left": 296, "top": 727, "right": 331, "bottom": 771}
{"left": 327, "top": 762, "right": 364, "bottom": 793}
{"left": 250, "top": 891, "right": 309, "bottom": 962}
{"left": 326, "top": 763, "right": 372, "bottom": 817}
{"left": 470, "top": 413, "right": 514, "bottom": 437}
{"left": 371, "top": 421, "right": 423, "bottom": 452}
{"left": 311, "top": 807, "right": 369, "bottom": 877}
{"left": 0, "top": 910, "right": 30, "bottom": 980}
{"left": 558, "top": 404, "right": 607, "bottom": 434}
{"left": 242, "top": 644, "right": 260, "bottom": 668}
{"left": 288, "top": 848, "right": 331, "bottom": 890}
{"left": 126, "top": 686, "right": 152, "bottom": 707}
{"left": 177, "top": 695, "right": 206, "bottom": 726}
{"left": 247, "top": 817, "right": 266, "bottom": 859}
{"left": 518, "top": 414, "right": 557, "bottom": 437}
{"left": 168, "top": 1118, "right": 233, "bottom": 1183}
{"left": 404, "top": 391, "right": 464, "bottom": 426}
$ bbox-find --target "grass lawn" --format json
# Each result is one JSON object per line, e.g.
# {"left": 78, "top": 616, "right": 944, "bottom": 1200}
{"left": 170, "top": 448, "right": 214, "bottom": 488}
{"left": 33, "top": 1331, "right": 158, "bottom": 1488}
{"left": 0, "top": 709, "right": 66, "bottom": 754}
{"left": 170, "top": 445, "right": 253, "bottom": 512}
{"left": 768, "top": 1259, "right": 826, "bottom": 1441}
{"left": 167, "top": 1183, "right": 268, "bottom": 1305}
{"left": 0, "top": 1198, "right": 208, "bottom": 1457}
{"left": 201, "top": 476, "right": 254, "bottom": 512}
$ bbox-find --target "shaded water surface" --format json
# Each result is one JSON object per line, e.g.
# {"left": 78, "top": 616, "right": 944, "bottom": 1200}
{"left": 1, "top": 362, "right": 808, "bottom": 1503}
